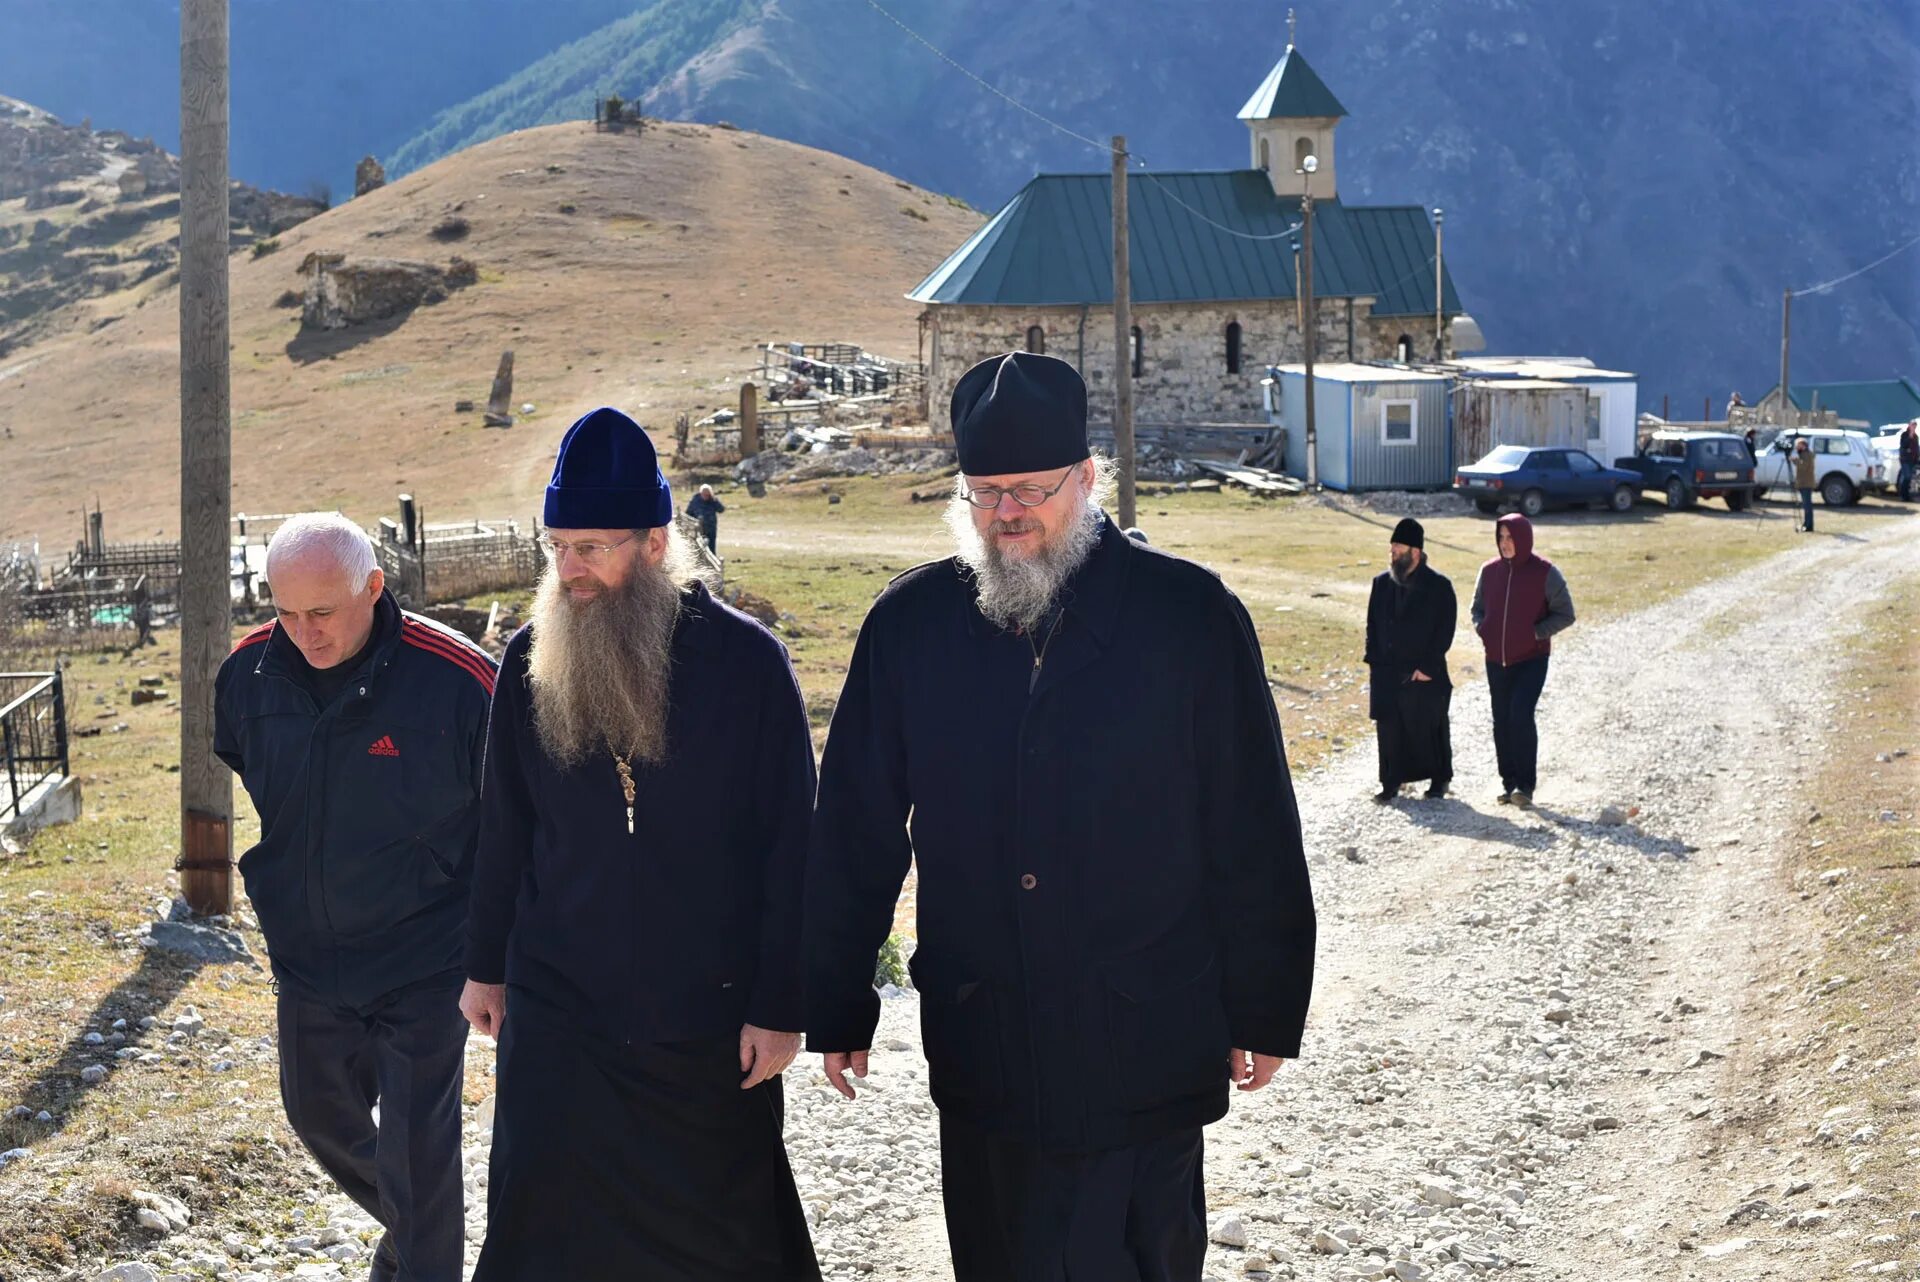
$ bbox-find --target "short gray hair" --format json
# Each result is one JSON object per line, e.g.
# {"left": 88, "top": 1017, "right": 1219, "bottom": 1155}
{"left": 266, "top": 512, "right": 378, "bottom": 590}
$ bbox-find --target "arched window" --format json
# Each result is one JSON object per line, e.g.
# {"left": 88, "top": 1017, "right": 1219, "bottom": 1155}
{"left": 1294, "top": 136, "right": 1313, "bottom": 169}
{"left": 1225, "top": 321, "right": 1243, "bottom": 374}
{"left": 1130, "top": 326, "right": 1145, "bottom": 378}
{"left": 1025, "top": 325, "right": 1045, "bottom": 355}
{"left": 1396, "top": 333, "right": 1414, "bottom": 363}
{"left": 1258, "top": 138, "right": 1271, "bottom": 171}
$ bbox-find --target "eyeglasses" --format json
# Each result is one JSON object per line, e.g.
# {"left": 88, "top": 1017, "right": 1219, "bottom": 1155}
{"left": 540, "top": 533, "right": 638, "bottom": 565}
{"left": 959, "top": 467, "right": 1078, "bottom": 510}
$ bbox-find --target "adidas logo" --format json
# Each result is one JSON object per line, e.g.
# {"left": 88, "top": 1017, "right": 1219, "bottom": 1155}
{"left": 367, "top": 735, "right": 400, "bottom": 758}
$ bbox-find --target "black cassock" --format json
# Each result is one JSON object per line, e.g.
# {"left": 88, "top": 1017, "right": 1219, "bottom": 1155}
{"left": 1364, "top": 563, "right": 1457, "bottom": 788}
{"left": 467, "top": 585, "right": 821, "bottom": 1282}
{"left": 806, "top": 520, "right": 1316, "bottom": 1280}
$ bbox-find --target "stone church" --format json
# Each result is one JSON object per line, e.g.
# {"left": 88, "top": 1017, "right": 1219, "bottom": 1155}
{"left": 909, "top": 37, "right": 1472, "bottom": 430}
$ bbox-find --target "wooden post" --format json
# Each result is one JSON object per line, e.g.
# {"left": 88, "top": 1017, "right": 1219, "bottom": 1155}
{"left": 1433, "top": 207, "right": 1445, "bottom": 360}
{"left": 739, "top": 382, "right": 760, "bottom": 455}
{"left": 1111, "top": 136, "right": 1136, "bottom": 528}
{"left": 178, "top": 0, "right": 232, "bottom": 915}
{"left": 1301, "top": 176, "right": 1319, "bottom": 489}
{"left": 1779, "top": 290, "right": 1792, "bottom": 429}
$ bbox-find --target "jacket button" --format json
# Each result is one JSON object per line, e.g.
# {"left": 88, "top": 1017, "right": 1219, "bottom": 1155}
{"left": 1019, "top": 873, "right": 1038, "bottom": 890}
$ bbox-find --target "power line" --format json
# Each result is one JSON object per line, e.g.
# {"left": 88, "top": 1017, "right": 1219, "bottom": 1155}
{"left": 857, "top": 0, "right": 1108, "bottom": 154}
{"left": 1790, "top": 229, "right": 1920, "bottom": 298}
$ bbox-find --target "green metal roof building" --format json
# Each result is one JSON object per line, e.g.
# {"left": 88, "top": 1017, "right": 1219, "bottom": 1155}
{"left": 909, "top": 39, "right": 1474, "bottom": 433}
{"left": 1758, "top": 378, "right": 1920, "bottom": 430}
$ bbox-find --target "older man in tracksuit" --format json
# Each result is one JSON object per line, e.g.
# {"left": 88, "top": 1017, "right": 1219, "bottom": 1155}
{"left": 1469, "top": 513, "right": 1575, "bottom": 808}
{"left": 215, "top": 512, "right": 496, "bottom": 1282}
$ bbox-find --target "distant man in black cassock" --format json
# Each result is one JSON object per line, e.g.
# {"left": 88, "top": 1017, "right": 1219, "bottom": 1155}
{"left": 804, "top": 352, "right": 1317, "bottom": 1282}
{"left": 461, "top": 407, "right": 821, "bottom": 1281}
{"left": 1363, "top": 517, "right": 1456, "bottom": 803}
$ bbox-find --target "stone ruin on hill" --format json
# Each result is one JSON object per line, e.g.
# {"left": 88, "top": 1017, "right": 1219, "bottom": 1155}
{"left": 296, "top": 252, "right": 477, "bottom": 330}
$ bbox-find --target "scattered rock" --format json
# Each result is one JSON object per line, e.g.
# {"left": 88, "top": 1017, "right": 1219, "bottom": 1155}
{"left": 79, "top": 1064, "right": 107, "bottom": 1083}
{"left": 132, "top": 1189, "right": 191, "bottom": 1233}
{"left": 354, "top": 155, "right": 386, "bottom": 197}
{"left": 143, "top": 920, "right": 255, "bottom": 965}
{"left": 1209, "top": 1214, "right": 1248, "bottom": 1248}
{"left": 1596, "top": 805, "right": 1628, "bottom": 826}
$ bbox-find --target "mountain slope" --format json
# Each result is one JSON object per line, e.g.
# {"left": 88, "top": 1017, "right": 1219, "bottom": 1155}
{"left": 0, "top": 0, "right": 645, "bottom": 198}
{"left": 0, "top": 119, "right": 982, "bottom": 541}
{"left": 385, "top": 0, "right": 764, "bottom": 178}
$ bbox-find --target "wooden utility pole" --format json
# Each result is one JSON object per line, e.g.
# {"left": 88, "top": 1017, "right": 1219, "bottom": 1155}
{"left": 1299, "top": 161, "right": 1319, "bottom": 488}
{"left": 178, "top": 0, "right": 233, "bottom": 915}
{"left": 1111, "top": 135, "right": 1136, "bottom": 528}
{"left": 1433, "top": 207, "right": 1446, "bottom": 360}
{"left": 1779, "top": 290, "right": 1793, "bottom": 429}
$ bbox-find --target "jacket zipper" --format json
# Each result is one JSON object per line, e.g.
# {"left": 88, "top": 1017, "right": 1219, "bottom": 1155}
{"left": 1499, "top": 564, "right": 1511, "bottom": 666}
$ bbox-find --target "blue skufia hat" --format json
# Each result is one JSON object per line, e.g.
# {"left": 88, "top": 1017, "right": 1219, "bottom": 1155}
{"left": 543, "top": 407, "right": 674, "bottom": 530}
{"left": 950, "top": 351, "right": 1090, "bottom": 476}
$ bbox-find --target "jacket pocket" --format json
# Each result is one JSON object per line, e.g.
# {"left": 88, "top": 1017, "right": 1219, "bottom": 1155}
{"left": 236, "top": 842, "right": 304, "bottom": 948}
{"left": 1103, "top": 938, "right": 1230, "bottom": 1113}
{"left": 909, "top": 951, "right": 1006, "bottom": 1111}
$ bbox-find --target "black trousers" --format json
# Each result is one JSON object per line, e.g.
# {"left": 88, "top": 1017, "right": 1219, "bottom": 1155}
{"left": 474, "top": 986, "right": 819, "bottom": 1282}
{"left": 1486, "top": 655, "right": 1550, "bottom": 795}
{"left": 939, "top": 1113, "right": 1206, "bottom": 1282}
{"left": 277, "top": 972, "right": 467, "bottom": 1282}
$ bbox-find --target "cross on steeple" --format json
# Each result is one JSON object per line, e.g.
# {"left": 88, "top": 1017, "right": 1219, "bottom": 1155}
{"left": 1288, "top": 7, "right": 1297, "bottom": 48}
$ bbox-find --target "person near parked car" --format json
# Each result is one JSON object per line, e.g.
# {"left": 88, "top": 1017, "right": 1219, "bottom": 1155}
{"left": 1898, "top": 421, "right": 1918, "bottom": 502}
{"left": 1364, "top": 518, "right": 1456, "bottom": 803}
{"left": 1793, "top": 438, "right": 1817, "bottom": 531}
{"left": 1469, "top": 514, "right": 1575, "bottom": 809}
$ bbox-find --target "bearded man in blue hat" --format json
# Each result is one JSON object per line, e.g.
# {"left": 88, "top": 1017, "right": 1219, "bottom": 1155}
{"left": 804, "top": 352, "right": 1317, "bottom": 1281}
{"left": 462, "top": 407, "right": 820, "bottom": 1280}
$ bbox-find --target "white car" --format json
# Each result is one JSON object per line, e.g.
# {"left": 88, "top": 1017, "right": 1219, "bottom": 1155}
{"left": 1869, "top": 423, "right": 1913, "bottom": 486}
{"left": 1753, "top": 428, "right": 1883, "bottom": 505}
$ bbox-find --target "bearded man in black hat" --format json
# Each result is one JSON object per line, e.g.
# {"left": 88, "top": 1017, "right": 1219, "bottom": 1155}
{"left": 1363, "top": 518, "right": 1456, "bottom": 803}
{"left": 804, "top": 352, "right": 1317, "bottom": 1282}
{"left": 461, "top": 407, "right": 821, "bottom": 1281}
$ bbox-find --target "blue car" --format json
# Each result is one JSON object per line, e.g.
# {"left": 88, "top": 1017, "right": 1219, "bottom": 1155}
{"left": 1454, "top": 445, "right": 1642, "bottom": 517}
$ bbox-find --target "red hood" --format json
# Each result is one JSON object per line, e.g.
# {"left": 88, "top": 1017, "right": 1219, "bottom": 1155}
{"left": 1496, "top": 512, "right": 1535, "bottom": 564}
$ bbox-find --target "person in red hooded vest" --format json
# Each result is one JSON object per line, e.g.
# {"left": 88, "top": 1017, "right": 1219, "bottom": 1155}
{"left": 1468, "top": 514, "right": 1576, "bottom": 807}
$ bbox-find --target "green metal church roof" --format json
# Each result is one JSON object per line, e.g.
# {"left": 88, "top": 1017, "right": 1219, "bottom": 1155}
{"left": 1770, "top": 378, "right": 1920, "bottom": 427}
{"left": 908, "top": 171, "right": 1461, "bottom": 318}
{"left": 1238, "top": 46, "right": 1348, "bottom": 120}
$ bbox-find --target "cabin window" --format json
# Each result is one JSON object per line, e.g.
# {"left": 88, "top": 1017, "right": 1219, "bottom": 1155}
{"left": 1395, "top": 334, "right": 1414, "bottom": 363}
{"left": 1025, "top": 325, "right": 1045, "bottom": 355}
{"left": 1294, "top": 136, "right": 1313, "bottom": 169}
{"left": 1585, "top": 396, "right": 1603, "bottom": 441}
{"left": 1130, "top": 326, "right": 1144, "bottom": 377}
{"left": 1225, "top": 322, "right": 1243, "bottom": 374}
{"left": 1259, "top": 138, "right": 1271, "bottom": 171}
{"left": 1381, "top": 399, "right": 1417, "bottom": 447}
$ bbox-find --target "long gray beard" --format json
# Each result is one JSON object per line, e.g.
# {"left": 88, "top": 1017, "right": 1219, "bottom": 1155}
{"left": 944, "top": 495, "right": 1102, "bottom": 633}
{"left": 526, "top": 558, "right": 683, "bottom": 769}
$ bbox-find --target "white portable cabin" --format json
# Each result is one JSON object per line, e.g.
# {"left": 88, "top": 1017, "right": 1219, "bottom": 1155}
{"left": 1449, "top": 357, "right": 1639, "bottom": 466}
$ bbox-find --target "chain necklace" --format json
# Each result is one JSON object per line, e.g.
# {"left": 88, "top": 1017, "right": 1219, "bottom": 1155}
{"left": 1025, "top": 611, "right": 1065, "bottom": 693}
{"left": 611, "top": 750, "right": 637, "bottom": 834}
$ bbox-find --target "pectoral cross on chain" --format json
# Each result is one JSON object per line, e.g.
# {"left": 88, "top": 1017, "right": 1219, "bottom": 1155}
{"left": 612, "top": 753, "right": 637, "bottom": 835}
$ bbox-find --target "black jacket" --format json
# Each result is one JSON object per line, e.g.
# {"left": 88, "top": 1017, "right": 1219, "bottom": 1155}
{"left": 1363, "top": 563, "right": 1456, "bottom": 720}
{"left": 466, "top": 582, "right": 815, "bottom": 1040}
{"left": 805, "top": 519, "right": 1316, "bottom": 1151}
{"left": 214, "top": 592, "right": 496, "bottom": 1009}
